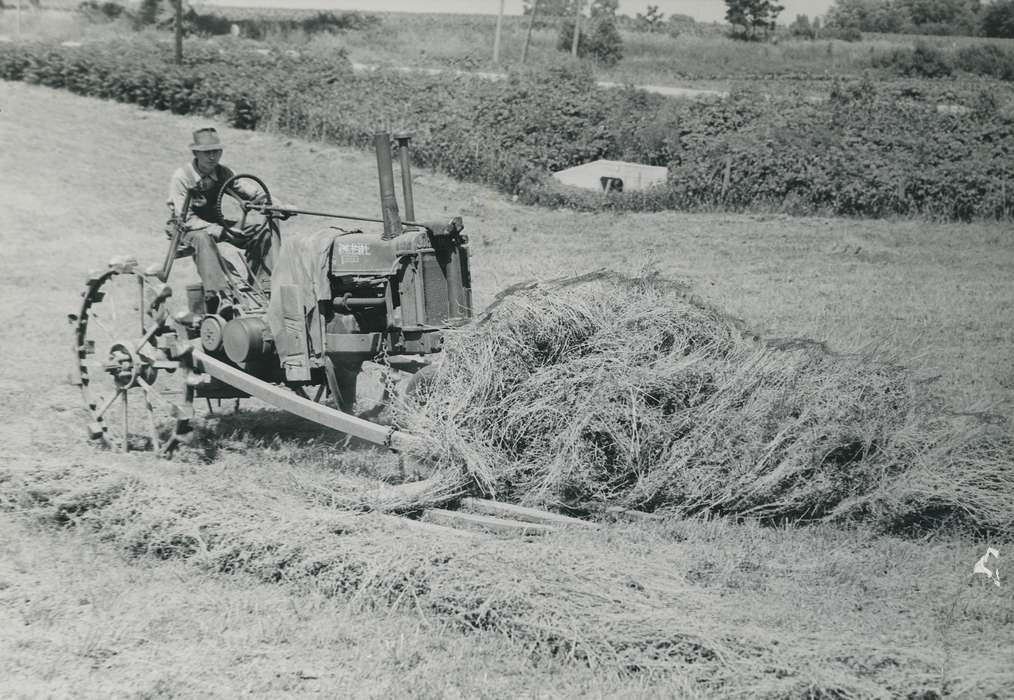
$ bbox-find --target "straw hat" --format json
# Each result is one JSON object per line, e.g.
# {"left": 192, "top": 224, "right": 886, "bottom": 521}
{"left": 190, "top": 128, "right": 224, "bottom": 152}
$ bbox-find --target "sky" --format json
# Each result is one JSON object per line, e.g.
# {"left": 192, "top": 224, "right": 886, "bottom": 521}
{"left": 199, "top": 1, "right": 837, "bottom": 24}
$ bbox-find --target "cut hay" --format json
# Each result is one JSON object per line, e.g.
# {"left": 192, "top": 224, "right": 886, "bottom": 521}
{"left": 6, "top": 461, "right": 1010, "bottom": 697}
{"left": 396, "top": 273, "right": 1014, "bottom": 536}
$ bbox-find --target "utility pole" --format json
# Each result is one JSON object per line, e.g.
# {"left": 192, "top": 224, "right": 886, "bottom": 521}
{"left": 571, "top": 0, "right": 581, "bottom": 56}
{"left": 521, "top": 0, "right": 539, "bottom": 65}
{"left": 493, "top": 0, "right": 504, "bottom": 64}
{"left": 16, "top": 0, "right": 21, "bottom": 39}
{"left": 174, "top": 0, "right": 183, "bottom": 65}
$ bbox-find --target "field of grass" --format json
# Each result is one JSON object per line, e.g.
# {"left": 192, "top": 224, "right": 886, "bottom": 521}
{"left": 7, "top": 5, "right": 1014, "bottom": 101}
{"left": 330, "top": 13, "right": 887, "bottom": 80}
{"left": 1, "top": 80, "right": 1013, "bottom": 695}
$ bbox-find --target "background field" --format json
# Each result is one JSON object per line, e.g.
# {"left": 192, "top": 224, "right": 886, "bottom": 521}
{"left": 7, "top": 5, "right": 1014, "bottom": 95}
{"left": 8, "top": 8, "right": 1014, "bottom": 225}
{"left": 1, "top": 80, "right": 1013, "bottom": 696}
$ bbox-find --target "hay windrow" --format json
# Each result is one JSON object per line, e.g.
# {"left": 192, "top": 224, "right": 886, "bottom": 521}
{"left": 397, "top": 273, "right": 1014, "bottom": 536}
{"left": 6, "top": 462, "right": 1003, "bottom": 696}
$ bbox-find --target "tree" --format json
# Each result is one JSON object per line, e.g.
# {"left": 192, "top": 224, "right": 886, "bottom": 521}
{"left": 136, "top": 0, "right": 162, "bottom": 26}
{"left": 590, "top": 0, "right": 618, "bottom": 17}
{"left": 725, "top": 0, "right": 785, "bottom": 40}
{"left": 790, "top": 13, "right": 815, "bottom": 37}
{"left": 981, "top": 0, "right": 1014, "bottom": 37}
{"left": 826, "top": 0, "right": 982, "bottom": 35}
{"left": 588, "top": 15, "right": 623, "bottom": 64}
{"left": 900, "top": 0, "right": 976, "bottom": 27}
{"left": 825, "top": 0, "right": 893, "bottom": 33}
{"left": 524, "top": 0, "right": 579, "bottom": 16}
{"left": 557, "top": 12, "right": 623, "bottom": 65}
{"left": 635, "top": 4, "right": 666, "bottom": 32}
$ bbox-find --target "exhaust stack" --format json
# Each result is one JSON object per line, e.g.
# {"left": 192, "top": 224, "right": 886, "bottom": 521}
{"left": 394, "top": 132, "right": 416, "bottom": 221}
{"left": 374, "top": 132, "right": 402, "bottom": 241}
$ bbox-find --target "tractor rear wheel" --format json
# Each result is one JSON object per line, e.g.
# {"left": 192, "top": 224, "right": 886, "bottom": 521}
{"left": 71, "top": 260, "right": 195, "bottom": 454}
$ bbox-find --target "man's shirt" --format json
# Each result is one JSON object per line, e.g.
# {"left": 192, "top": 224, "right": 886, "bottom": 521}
{"left": 167, "top": 161, "right": 239, "bottom": 232}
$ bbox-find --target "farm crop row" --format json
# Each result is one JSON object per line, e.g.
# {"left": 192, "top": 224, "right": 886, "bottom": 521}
{"left": 2, "top": 38, "right": 1014, "bottom": 221}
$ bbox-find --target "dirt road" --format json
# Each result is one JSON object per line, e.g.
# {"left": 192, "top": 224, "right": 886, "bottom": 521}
{"left": 350, "top": 61, "right": 730, "bottom": 98}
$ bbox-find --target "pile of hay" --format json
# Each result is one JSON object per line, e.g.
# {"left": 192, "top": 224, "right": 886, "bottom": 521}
{"left": 398, "top": 273, "right": 1014, "bottom": 535}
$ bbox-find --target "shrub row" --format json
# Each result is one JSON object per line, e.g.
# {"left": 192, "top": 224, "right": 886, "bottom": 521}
{"left": 0, "top": 41, "right": 351, "bottom": 130}
{"left": 873, "top": 41, "right": 1014, "bottom": 81}
{"left": 166, "top": 9, "right": 381, "bottom": 40}
{"left": 2, "top": 38, "right": 1014, "bottom": 221}
{"left": 77, "top": 1, "right": 377, "bottom": 39}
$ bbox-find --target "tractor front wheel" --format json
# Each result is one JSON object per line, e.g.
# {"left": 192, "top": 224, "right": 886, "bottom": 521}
{"left": 71, "top": 260, "right": 195, "bottom": 454}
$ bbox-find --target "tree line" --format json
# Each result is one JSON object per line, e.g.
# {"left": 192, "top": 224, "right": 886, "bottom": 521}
{"left": 822, "top": 0, "right": 1014, "bottom": 39}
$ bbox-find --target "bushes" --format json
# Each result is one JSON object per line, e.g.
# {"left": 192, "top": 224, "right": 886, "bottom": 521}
{"left": 981, "top": 0, "right": 1014, "bottom": 38}
{"left": 872, "top": 40, "right": 1014, "bottom": 82}
{"left": 556, "top": 16, "right": 624, "bottom": 66}
{"left": 3, "top": 39, "right": 1014, "bottom": 221}
{"left": 0, "top": 40, "right": 349, "bottom": 130}
{"left": 76, "top": 3, "right": 378, "bottom": 40}
{"left": 234, "top": 11, "right": 380, "bottom": 40}
{"left": 826, "top": 0, "right": 979, "bottom": 37}
{"left": 77, "top": 1, "right": 126, "bottom": 22}
{"left": 872, "top": 41, "right": 952, "bottom": 78}
{"left": 954, "top": 44, "right": 1014, "bottom": 80}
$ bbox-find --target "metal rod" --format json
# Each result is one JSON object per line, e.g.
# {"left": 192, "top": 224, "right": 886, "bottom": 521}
{"left": 521, "top": 0, "right": 538, "bottom": 65}
{"left": 139, "top": 274, "right": 145, "bottom": 337}
{"left": 191, "top": 349, "right": 420, "bottom": 450}
{"left": 93, "top": 387, "right": 122, "bottom": 421}
{"left": 122, "top": 389, "right": 129, "bottom": 453}
{"left": 242, "top": 203, "right": 430, "bottom": 231}
{"left": 174, "top": 0, "right": 183, "bottom": 65}
{"left": 571, "top": 0, "right": 581, "bottom": 56}
{"left": 394, "top": 132, "right": 415, "bottom": 221}
{"left": 493, "top": 0, "right": 504, "bottom": 64}
{"left": 145, "top": 397, "right": 160, "bottom": 453}
{"left": 160, "top": 220, "right": 187, "bottom": 282}
{"left": 374, "top": 132, "right": 402, "bottom": 241}
{"left": 333, "top": 297, "right": 385, "bottom": 309}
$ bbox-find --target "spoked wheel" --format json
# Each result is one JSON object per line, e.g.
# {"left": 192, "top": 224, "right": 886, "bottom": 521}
{"left": 71, "top": 260, "right": 194, "bottom": 454}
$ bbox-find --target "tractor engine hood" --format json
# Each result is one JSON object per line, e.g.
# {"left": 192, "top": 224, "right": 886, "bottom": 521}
{"left": 329, "top": 229, "right": 416, "bottom": 276}
{"left": 330, "top": 219, "right": 465, "bottom": 277}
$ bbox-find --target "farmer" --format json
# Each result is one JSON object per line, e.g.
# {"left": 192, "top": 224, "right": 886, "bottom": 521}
{"left": 166, "top": 127, "right": 275, "bottom": 311}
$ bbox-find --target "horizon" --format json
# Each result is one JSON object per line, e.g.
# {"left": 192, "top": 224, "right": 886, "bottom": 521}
{"left": 199, "top": 1, "right": 837, "bottom": 25}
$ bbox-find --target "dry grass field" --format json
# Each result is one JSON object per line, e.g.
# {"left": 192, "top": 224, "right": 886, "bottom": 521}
{"left": 2, "top": 81, "right": 1014, "bottom": 697}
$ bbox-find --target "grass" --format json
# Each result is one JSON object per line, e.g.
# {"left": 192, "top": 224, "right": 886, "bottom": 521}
{"left": 0, "top": 5, "right": 90, "bottom": 42}
{"left": 258, "top": 11, "right": 1014, "bottom": 82}
{"left": 0, "top": 81, "right": 1012, "bottom": 695}
{"left": 0, "top": 512, "right": 669, "bottom": 698}
{"left": 4, "top": 455, "right": 1014, "bottom": 696}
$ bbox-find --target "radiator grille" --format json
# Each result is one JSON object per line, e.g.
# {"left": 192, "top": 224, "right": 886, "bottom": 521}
{"left": 421, "top": 252, "right": 450, "bottom": 325}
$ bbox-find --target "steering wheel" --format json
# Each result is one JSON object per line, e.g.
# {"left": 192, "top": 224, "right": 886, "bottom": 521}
{"left": 215, "top": 173, "right": 273, "bottom": 243}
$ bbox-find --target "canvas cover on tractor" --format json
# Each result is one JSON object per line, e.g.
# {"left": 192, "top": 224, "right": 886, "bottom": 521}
{"left": 265, "top": 228, "right": 351, "bottom": 362}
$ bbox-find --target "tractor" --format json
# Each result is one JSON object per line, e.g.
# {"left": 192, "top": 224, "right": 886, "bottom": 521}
{"left": 70, "top": 132, "right": 472, "bottom": 455}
